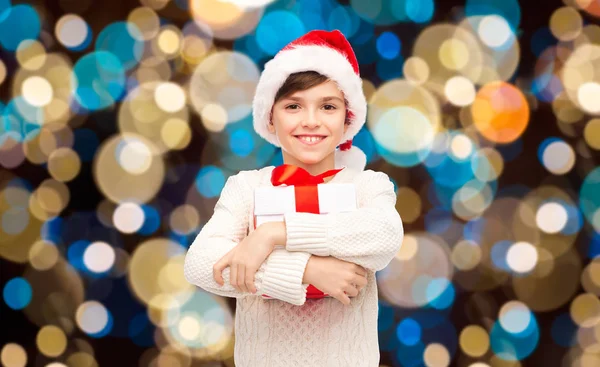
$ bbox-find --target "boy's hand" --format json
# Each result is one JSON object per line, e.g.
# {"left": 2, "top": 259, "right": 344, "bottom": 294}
{"left": 303, "top": 256, "right": 369, "bottom": 305}
{"left": 213, "top": 225, "right": 276, "bottom": 294}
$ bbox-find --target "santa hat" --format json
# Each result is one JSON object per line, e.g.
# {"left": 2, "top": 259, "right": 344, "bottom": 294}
{"left": 252, "top": 29, "right": 367, "bottom": 171}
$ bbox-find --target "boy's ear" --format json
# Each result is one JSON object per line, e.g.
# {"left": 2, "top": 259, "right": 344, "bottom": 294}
{"left": 267, "top": 121, "right": 275, "bottom": 134}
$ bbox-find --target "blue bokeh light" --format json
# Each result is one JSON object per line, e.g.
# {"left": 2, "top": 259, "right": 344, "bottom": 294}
{"left": 490, "top": 311, "right": 540, "bottom": 361}
{"left": 579, "top": 167, "right": 600, "bottom": 231}
{"left": 256, "top": 11, "right": 305, "bottom": 56}
{"left": 72, "top": 51, "right": 126, "bottom": 111}
{"left": 138, "top": 204, "right": 161, "bottom": 236}
{"left": 397, "top": 317, "right": 421, "bottom": 346}
{"left": 0, "top": 4, "right": 41, "bottom": 51}
{"left": 376, "top": 31, "right": 401, "bottom": 60}
{"left": 405, "top": 0, "right": 434, "bottom": 24}
{"left": 3, "top": 277, "right": 32, "bottom": 310}
{"left": 551, "top": 313, "right": 578, "bottom": 348}
{"left": 230, "top": 129, "right": 254, "bottom": 157}
{"left": 195, "top": 165, "right": 226, "bottom": 198}
{"left": 95, "top": 22, "right": 144, "bottom": 71}
{"left": 425, "top": 278, "right": 455, "bottom": 310}
{"left": 465, "top": 0, "right": 521, "bottom": 29}
{"left": 491, "top": 240, "right": 512, "bottom": 271}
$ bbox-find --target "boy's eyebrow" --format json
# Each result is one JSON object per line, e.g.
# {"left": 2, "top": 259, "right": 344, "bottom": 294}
{"left": 284, "top": 96, "right": 344, "bottom": 103}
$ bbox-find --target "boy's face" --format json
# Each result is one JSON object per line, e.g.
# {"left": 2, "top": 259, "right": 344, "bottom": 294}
{"left": 268, "top": 80, "right": 349, "bottom": 173}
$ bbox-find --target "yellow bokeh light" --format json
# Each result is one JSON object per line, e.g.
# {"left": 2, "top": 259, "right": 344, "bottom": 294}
{"left": 445, "top": 76, "right": 476, "bottom": 107}
{"left": 29, "top": 239, "right": 59, "bottom": 271}
{"left": 37, "top": 325, "right": 67, "bottom": 357}
{"left": 403, "top": 56, "right": 430, "bottom": 85}
{"left": 128, "top": 7, "right": 160, "bottom": 41}
{"left": 22, "top": 76, "right": 54, "bottom": 107}
{"left": 451, "top": 240, "right": 482, "bottom": 271}
{"left": 439, "top": 39, "right": 470, "bottom": 70}
{"left": 83, "top": 241, "right": 116, "bottom": 273}
{"left": 48, "top": 147, "right": 81, "bottom": 182}
{"left": 459, "top": 325, "right": 490, "bottom": 357}
{"left": 148, "top": 294, "right": 181, "bottom": 327}
{"left": 16, "top": 40, "right": 47, "bottom": 71}
{"left": 161, "top": 118, "right": 191, "bottom": 150}
{"left": 423, "top": 343, "right": 450, "bottom": 367}
{"left": 66, "top": 352, "right": 98, "bottom": 367}
{"left": 201, "top": 103, "right": 228, "bottom": 132}
{"left": 94, "top": 133, "right": 165, "bottom": 204}
{"left": 0, "top": 343, "right": 27, "bottom": 367}
{"left": 0, "top": 59, "right": 6, "bottom": 85}
{"left": 550, "top": 6, "right": 583, "bottom": 41}
{"left": 395, "top": 187, "right": 421, "bottom": 224}
{"left": 570, "top": 293, "right": 600, "bottom": 327}
{"left": 154, "top": 82, "right": 186, "bottom": 113}
{"left": 156, "top": 27, "right": 183, "bottom": 57}
{"left": 584, "top": 119, "right": 600, "bottom": 149}
{"left": 578, "top": 82, "right": 600, "bottom": 114}
{"left": 169, "top": 204, "right": 200, "bottom": 235}
{"left": 128, "top": 238, "right": 193, "bottom": 305}
{"left": 477, "top": 15, "right": 512, "bottom": 48}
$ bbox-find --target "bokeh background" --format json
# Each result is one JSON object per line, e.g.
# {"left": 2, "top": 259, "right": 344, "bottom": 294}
{"left": 1, "top": 0, "right": 600, "bottom": 366}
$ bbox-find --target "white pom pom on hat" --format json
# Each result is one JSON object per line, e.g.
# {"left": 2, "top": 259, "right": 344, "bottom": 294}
{"left": 252, "top": 29, "right": 368, "bottom": 171}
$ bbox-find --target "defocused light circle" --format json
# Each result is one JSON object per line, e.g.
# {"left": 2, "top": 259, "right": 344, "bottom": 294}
{"left": 55, "top": 14, "right": 89, "bottom": 49}
{"left": 76, "top": 301, "right": 109, "bottom": 334}
{"left": 506, "top": 241, "right": 538, "bottom": 274}
{"left": 83, "top": 241, "right": 115, "bottom": 273}
{"left": 578, "top": 82, "right": 600, "bottom": 114}
{"left": 499, "top": 301, "right": 532, "bottom": 334}
{"left": 117, "top": 137, "right": 152, "bottom": 175}
{"left": 478, "top": 15, "right": 512, "bottom": 48}
{"left": 113, "top": 202, "right": 145, "bottom": 233}
{"left": 541, "top": 140, "right": 575, "bottom": 175}
{"left": 0, "top": 343, "right": 27, "bottom": 367}
{"left": 423, "top": 343, "right": 450, "bottom": 367}
{"left": 154, "top": 82, "right": 185, "bottom": 113}
{"left": 21, "top": 76, "right": 53, "bottom": 107}
{"left": 445, "top": 76, "right": 476, "bottom": 106}
{"left": 460, "top": 325, "right": 490, "bottom": 357}
{"left": 36, "top": 325, "right": 67, "bottom": 357}
{"left": 536, "top": 202, "right": 568, "bottom": 234}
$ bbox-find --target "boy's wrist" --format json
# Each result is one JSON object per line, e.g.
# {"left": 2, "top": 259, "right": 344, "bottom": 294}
{"left": 302, "top": 256, "right": 314, "bottom": 284}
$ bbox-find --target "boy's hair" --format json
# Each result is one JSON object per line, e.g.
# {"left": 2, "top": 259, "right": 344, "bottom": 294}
{"left": 272, "top": 71, "right": 350, "bottom": 125}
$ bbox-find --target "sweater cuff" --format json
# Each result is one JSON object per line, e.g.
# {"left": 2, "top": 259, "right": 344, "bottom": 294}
{"left": 284, "top": 212, "right": 331, "bottom": 256}
{"left": 255, "top": 248, "right": 311, "bottom": 306}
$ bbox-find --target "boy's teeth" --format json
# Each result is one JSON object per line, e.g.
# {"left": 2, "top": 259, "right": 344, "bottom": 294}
{"left": 298, "top": 136, "right": 324, "bottom": 143}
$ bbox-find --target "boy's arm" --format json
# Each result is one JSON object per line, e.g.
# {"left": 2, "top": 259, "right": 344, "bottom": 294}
{"left": 183, "top": 172, "right": 311, "bottom": 306}
{"left": 281, "top": 170, "right": 404, "bottom": 272}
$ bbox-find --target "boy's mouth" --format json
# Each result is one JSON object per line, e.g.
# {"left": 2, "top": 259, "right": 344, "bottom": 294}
{"left": 294, "top": 135, "right": 327, "bottom": 146}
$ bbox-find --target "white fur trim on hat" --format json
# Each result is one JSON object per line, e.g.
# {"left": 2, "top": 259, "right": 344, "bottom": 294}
{"left": 252, "top": 45, "right": 367, "bottom": 148}
{"left": 335, "top": 145, "right": 367, "bottom": 171}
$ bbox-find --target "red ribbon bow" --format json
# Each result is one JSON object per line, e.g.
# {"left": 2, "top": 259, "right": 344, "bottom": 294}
{"left": 267, "top": 164, "right": 344, "bottom": 299}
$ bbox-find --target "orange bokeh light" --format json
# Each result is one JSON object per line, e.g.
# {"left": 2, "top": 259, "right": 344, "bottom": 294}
{"left": 471, "top": 81, "right": 530, "bottom": 144}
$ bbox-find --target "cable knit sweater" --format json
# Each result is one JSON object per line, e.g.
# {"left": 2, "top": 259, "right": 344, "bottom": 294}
{"left": 183, "top": 165, "right": 404, "bottom": 367}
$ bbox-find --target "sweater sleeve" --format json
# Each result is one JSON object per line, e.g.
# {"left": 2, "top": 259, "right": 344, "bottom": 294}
{"left": 183, "top": 172, "right": 311, "bottom": 306}
{"left": 283, "top": 170, "right": 404, "bottom": 272}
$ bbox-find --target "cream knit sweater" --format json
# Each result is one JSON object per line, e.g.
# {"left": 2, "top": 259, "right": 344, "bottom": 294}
{"left": 183, "top": 165, "right": 404, "bottom": 367}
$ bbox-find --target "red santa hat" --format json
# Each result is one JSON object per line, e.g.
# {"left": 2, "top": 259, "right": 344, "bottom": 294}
{"left": 252, "top": 29, "right": 367, "bottom": 171}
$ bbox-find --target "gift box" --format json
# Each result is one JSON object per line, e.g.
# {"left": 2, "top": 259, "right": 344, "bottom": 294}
{"left": 254, "top": 182, "right": 357, "bottom": 299}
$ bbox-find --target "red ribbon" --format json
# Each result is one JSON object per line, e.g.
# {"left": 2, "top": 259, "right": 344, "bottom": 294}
{"left": 263, "top": 164, "right": 344, "bottom": 299}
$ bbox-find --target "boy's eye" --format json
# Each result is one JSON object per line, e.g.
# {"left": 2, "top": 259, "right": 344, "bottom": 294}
{"left": 286, "top": 104, "right": 300, "bottom": 110}
{"left": 323, "top": 104, "right": 337, "bottom": 110}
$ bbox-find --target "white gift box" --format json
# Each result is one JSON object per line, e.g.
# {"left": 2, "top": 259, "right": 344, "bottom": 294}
{"left": 253, "top": 183, "right": 357, "bottom": 228}
{"left": 253, "top": 183, "right": 357, "bottom": 299}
